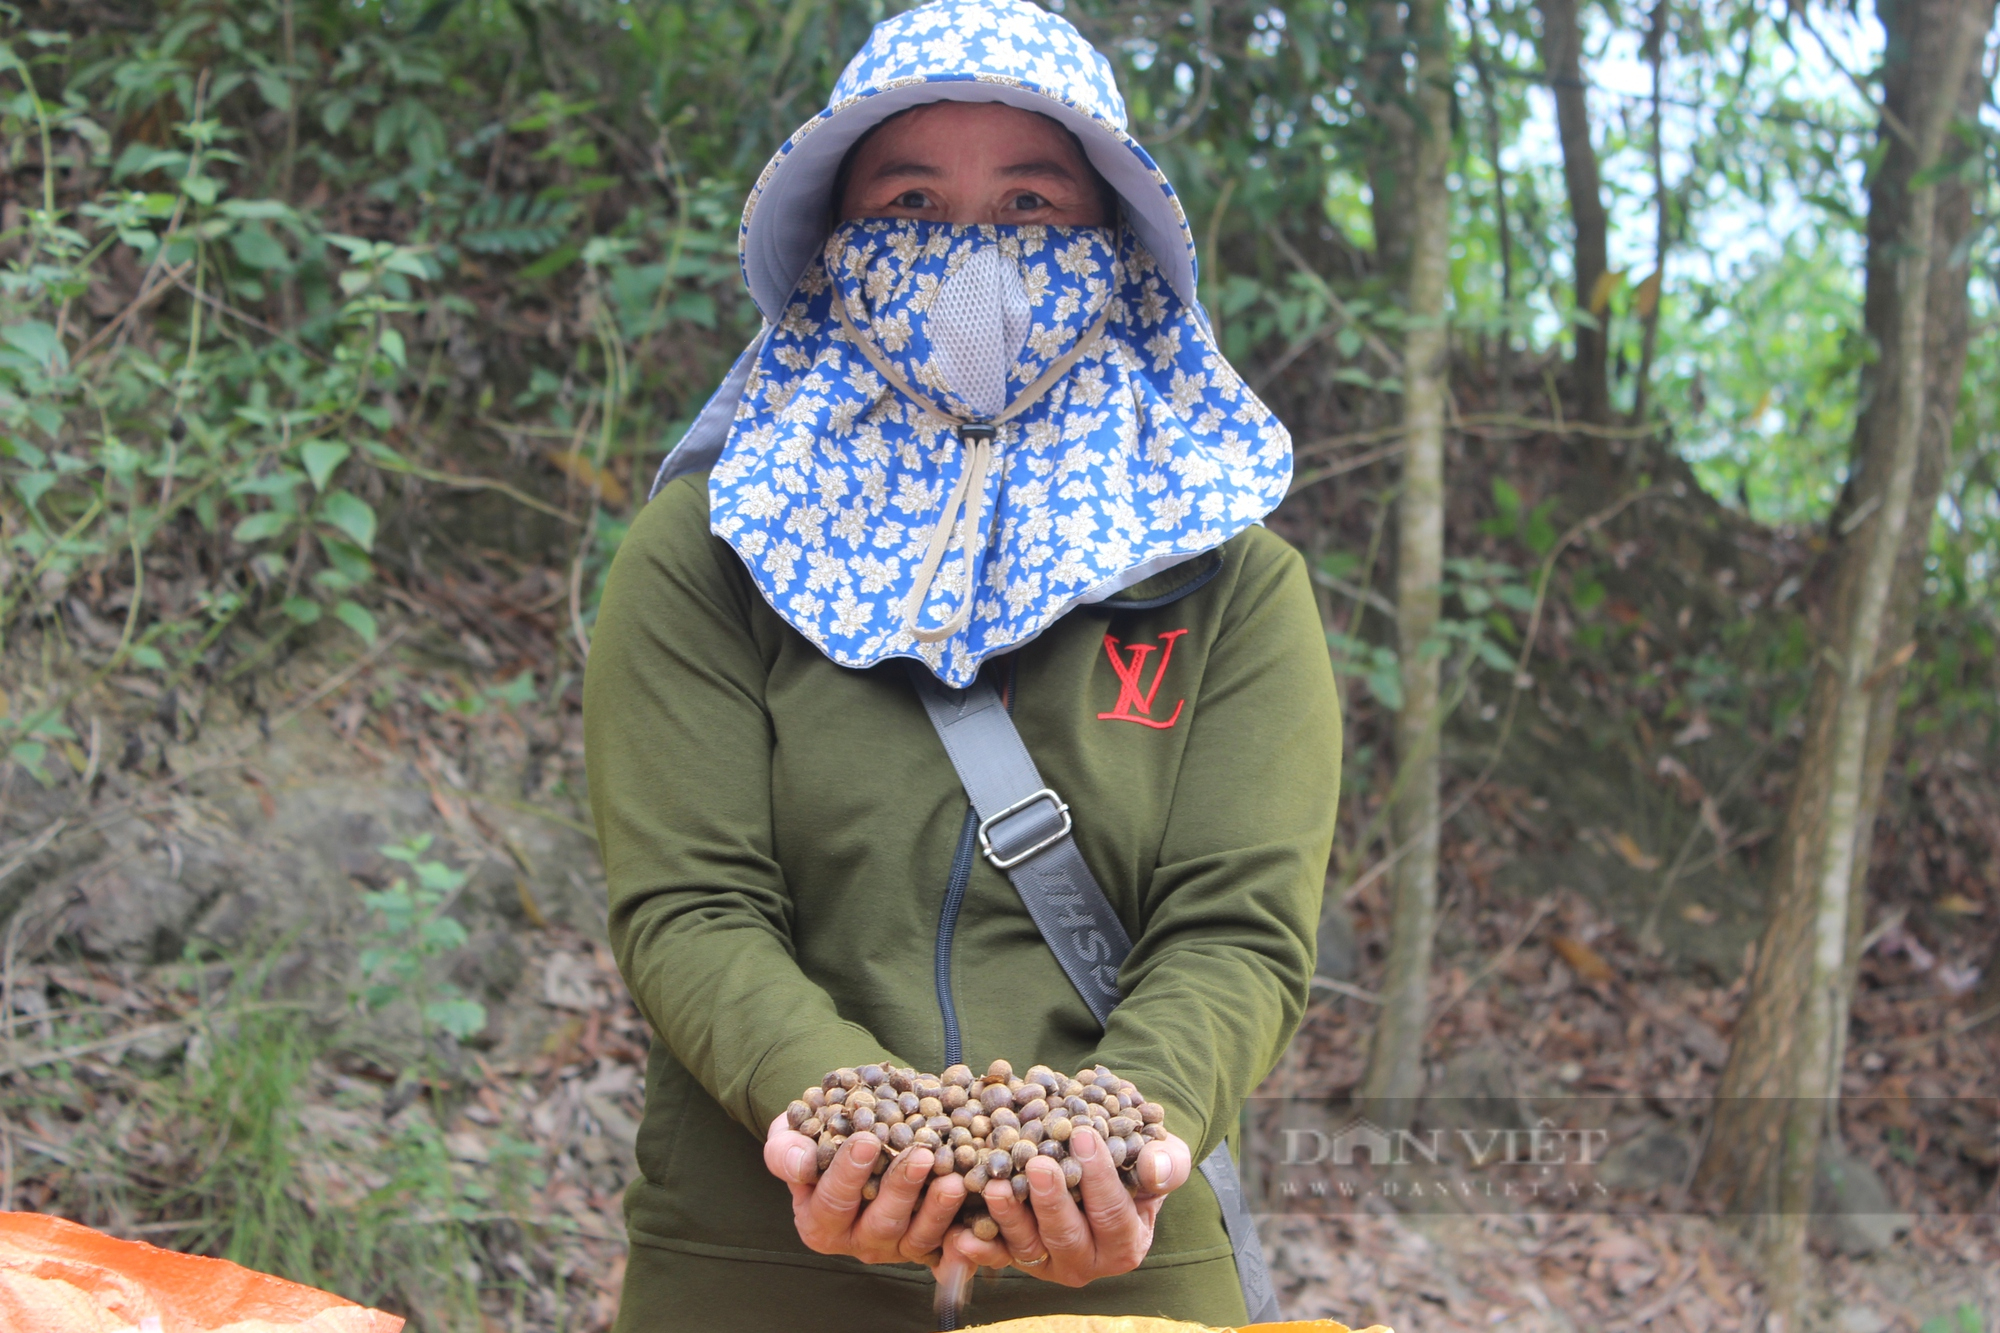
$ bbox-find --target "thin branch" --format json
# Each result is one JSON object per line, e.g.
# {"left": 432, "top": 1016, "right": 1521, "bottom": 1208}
{"left": 1266, "top": 226, "right": 1404, "bottom": 373}
{"left": 1788, "top": 7, "right": 1916, "bottom": 151}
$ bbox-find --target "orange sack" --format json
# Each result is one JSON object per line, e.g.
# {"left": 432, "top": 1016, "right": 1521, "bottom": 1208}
{"left": 0, "top": 1212, "right": 403, "bottom": 1333}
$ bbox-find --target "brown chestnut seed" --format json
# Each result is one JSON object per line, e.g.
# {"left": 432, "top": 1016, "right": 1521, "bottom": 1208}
{"left": 965, "top": 1165, "right": 990, "bottom": 1192}
{"left": 949, "top": 1107, "right": 975, "bottom": 1129}
{"left": 1018, "top": 1099, "right": 1046, "bottom": 1123}
{"left": 969, "top": 1115, "right": 992, "bottom": 1139}
{"left": 1139, "top": 1102, "right": 1165, "bottom": 1124}
{"left": 817, "top": 1142, "right": 839, "bottom": 1171}
{"left": 1023, "top": 1120, "right": 1047, "bottom": 1145}
{"left": 786, "top": 1100, "right": 812, "bottom": 1129}
{"left": 933, "top": 1152, "right": 957, "bottom": 1177}
{"left": 941, "top": 1085, "right": 969, "bottom": 1110}
{"left": 971, "top": 1215, "right": 1000, "bottom": 1241}
{"left": 1012, "top": 1139, "right": 1038, "bottom": 1170}
{"left": 1081, "top": 1085, "right": 1106, "bottom": 1104}
{"left": 955, "top": 1144, "right": 979, "bottom": 1171}
{"left": 929, "top": 1116, "right": 953, "bottom": 1134}
{"left": 1106, "top": 1136, "right": 1129, "bottom": 1168}
{"left": 1047, "top": 1117, "right": 1073, "bottom": 1141}
{"left": 1039, "top": 1140, "right": 1064, "bottom": 1158}
{"left": 1012, "top": 1173, "right": 1031, "bottom": 1202}
{"left": 1126, "top": 1133, "right": 1146, "bottom": 1161}
{"left": 943, "top": 1065, "right": 973, "bottom": 1088}
{"left": 799, "top": 1117, "right": 823, "bottom": 1138}
{"left": 979, "top": 1084, "right": 1013, "bottom": 1113}
{"left": 859, "top": 1064, "right": 885, "bottom": 1086}
{"left": 848, "top": 1088, "right": 876, "bottom": 1109}
{"left": 899, "top": 1092, "right": 921, "bottom": 1116}
{"left": 1142, "top": 1123, "right": 1167, "bottom": 1142}
{"left": 987, "top": 1059, "right": 1014, "bottom": 1082}
{"left": 919, "top": 1096, "right": 944, "bottom": 1118}
{"left": 1062, "top": 1157, "right": 1084, "bottom": 1189}
{"left": 827, "top": 1113, "right": 852, "bottom": 1136}
{"left": 1108, "top": 1116, "right": 1136, "bottom": 1137}
{"left": 861, "top": 1177, "right": 880, "bottom": 1201}
{"left": 852, "top": 1107, "right": 876, "bottom": 1132}
{"left": 991, "top": 1107, "right": 1020, "bottom": 1131}
{"left": 986, "top": 1150, "right": 1012, "bottom": 1179}
{"left": 992, "top": 1125, "right": 1020, "bottom": 1152}
{"left": 805, "top": 1087, "right": 827, "bottom": 1109}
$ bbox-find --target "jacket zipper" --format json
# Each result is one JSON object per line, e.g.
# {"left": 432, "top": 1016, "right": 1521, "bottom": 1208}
{"left": 932, "top": 660, "right": 1015, "bottom": 1070}
{"left": 934, "top": 809, "right": 978, "bottom": 1069}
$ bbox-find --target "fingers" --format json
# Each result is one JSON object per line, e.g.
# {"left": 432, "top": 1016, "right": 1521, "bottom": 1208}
{"left": 1131, "top": 1131, "right": 1193, "bottom": 1198}
{"left": 1070, "top": 1125, "right": 1146, "bottom": 1269}
{"left": 946, "top": 1218, "right": 1013, "bottom": 1271}
{"left": 763, "top": 1112, "right": 818, "bottom": 1186}
{"left": 1024, "top": 1154, "right": 1090, "bottom": 1267}
{"left": 901, "top": 1169, "right": 966, "bottom": 1263}
{"left": 800, "top": 1131, "right": 879, "bottom": 1245}
{"left": 984, "top": 1178, "right": 1048, "bottom": 1273}
{"left": 855, "top": 1146, "right": 934, "bottom": 1248}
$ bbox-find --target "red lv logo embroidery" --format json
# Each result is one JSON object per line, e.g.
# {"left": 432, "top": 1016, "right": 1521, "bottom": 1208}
{"left": 1097, "top": 629, "right": 1189, "bottom": 729}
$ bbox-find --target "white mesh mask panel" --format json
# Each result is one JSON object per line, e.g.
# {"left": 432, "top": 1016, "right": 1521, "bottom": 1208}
{"left": 924, "top": 245, "right": 1033, "bottom": 419}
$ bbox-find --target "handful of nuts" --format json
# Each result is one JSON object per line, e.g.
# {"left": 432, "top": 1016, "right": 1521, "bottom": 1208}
{"left": 787, "top": 1059, "right": 1169, "bottom": 1241}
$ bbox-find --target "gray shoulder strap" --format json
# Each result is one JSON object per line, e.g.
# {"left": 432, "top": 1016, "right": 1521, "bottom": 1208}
{"left": 907, "top": 664, "right": 1280, "bottom": 1324}
{"left": 648, "top": 326, "right": 769, "bottom": 500}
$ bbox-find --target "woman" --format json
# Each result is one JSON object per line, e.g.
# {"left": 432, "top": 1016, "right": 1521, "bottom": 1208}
{"left": 583, "top": 2, "right": 1341, "bottom": 1327}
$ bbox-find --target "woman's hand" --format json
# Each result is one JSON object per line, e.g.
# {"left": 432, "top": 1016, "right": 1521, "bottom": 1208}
{"left": 945, "top": 1124, "right": 1195, "bottom": 1286}
{"left": 763, "top": 1112, "right": 968, "bottom": 1266}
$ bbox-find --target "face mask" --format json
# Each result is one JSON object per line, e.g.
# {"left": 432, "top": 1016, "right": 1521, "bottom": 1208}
{"left": 824, "top": 220, "right": 1120, "bottom": 426}
{"left": 704, "top": 216, "right": 1293, "bottom": 688}
{"left": 824, "top": 220, "right": 1122, "bottom": 640}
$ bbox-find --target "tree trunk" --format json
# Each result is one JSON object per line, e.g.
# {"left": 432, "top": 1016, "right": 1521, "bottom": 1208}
{"left": 1694, "top": 2, "right": 1991, "bottom": 1323}
{"left": 1836, "top": 1, "right": 1992, "bottom": 1058}
{"left": 1537, "top": 0, "right": 1611, "bottom": 425}
{"left": 1469, "top": 2, "right": 1514, "bottom": 413}
{"left": 1356, "top": 0, "right": 1452, "bottom": 1128}
{"left": 1629, "top": 0, "right": 1668, "bottom": 427}
{"left": 1361, "top": 0, "right": 1415, "bottom": 286}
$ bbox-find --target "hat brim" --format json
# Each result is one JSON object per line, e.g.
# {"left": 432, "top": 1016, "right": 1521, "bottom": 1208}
{"left": 740, "top": 73, "right": 1198, "bottom": 322}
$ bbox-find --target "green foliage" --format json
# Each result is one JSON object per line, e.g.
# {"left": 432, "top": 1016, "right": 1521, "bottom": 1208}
{"left": 358, "top": 834, "right": 487, "bottom": 1043}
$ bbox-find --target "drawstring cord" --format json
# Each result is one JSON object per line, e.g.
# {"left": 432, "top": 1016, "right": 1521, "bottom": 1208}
{"left": 827, "top": 242, "right": 1117, "bottom": 643}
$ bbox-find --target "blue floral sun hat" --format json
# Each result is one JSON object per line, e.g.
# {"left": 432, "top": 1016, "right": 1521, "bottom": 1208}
{"left": 738, "top": 0, "right": 1199, "bottom": 320}
{"left": 652, "top": 0, "right": 1293, "bottom": 686}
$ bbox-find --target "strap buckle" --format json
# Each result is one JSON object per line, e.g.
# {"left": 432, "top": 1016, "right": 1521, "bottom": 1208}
{"left": 977, "top": 787, "right": 1072, "bottom": 870}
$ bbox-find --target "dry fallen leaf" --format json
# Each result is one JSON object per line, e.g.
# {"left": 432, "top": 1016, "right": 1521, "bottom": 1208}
{"left": 546, "top": 447, "right": 629, "bottom": 506}
{"left": 1552, "top": 934, "right": 1616, "bottom": 983}
{"left": 1681, "top": 902, "right": 1718, "bottom": 925}
{"left": 1611, "top": 831, "right": 1662, "bottom": 871}
{"left": 1935, "top": 894, "right": 1985, "bottom": 916}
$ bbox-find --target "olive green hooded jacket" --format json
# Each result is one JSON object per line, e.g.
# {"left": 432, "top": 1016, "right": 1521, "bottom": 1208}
{"left": 583, "top": 474, "right": 1340, "bottom": 1328}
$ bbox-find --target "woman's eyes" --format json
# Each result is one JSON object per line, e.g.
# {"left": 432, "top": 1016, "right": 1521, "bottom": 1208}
{"left": 878, "top": 189, "right": 1057, "bottom": 214}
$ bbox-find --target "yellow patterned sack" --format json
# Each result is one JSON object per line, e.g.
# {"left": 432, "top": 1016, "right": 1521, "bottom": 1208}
{"left": 968, "top": 1318, "right": 1394, "bottom": 1333}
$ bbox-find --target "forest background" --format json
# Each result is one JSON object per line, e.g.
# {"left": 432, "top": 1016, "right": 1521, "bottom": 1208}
{"left": 1, "top": 0, "right": 1998, "bottom": 1330}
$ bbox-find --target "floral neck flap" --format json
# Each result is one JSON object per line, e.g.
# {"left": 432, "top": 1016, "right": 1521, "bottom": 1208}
{"left": 707, "top": 217, "right": 1292, "bottom": 687}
